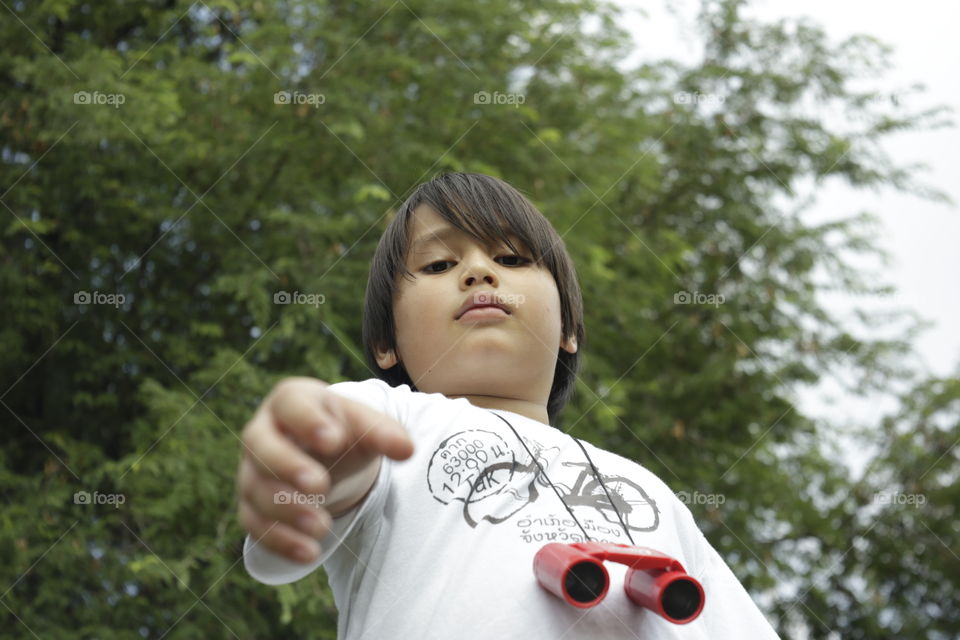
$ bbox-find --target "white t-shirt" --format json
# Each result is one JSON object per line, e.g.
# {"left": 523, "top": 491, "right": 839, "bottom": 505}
{"left": 243, "top": 378, "right": 781, "bottom": 639}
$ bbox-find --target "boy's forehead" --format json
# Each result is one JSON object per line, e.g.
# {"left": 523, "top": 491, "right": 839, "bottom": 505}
{"left": 408, "top": 206, "right": 450, "bottom": 243}
{"left": 408, "top": 204, "right": 521, "bottom": 252}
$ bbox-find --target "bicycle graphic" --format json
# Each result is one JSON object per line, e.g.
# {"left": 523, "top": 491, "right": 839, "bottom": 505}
{"left": 553, "top": 460, "right": 660, "bottom": 533}
{"left": 461, "top": 453, "right": 659, "bottom": 533}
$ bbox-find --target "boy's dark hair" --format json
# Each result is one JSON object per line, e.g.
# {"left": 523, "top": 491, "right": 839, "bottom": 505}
{"left": 362, "top": 172, "right": 585, "bottom": 424}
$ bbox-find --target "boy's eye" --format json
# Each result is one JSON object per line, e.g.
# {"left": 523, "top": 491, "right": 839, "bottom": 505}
{"left": 421, "top": 255, "right": 531, "bottom": 274}
{"left": 423, "top": 261, "right": 451, "bottom": 274}
{"left": 498, "top": 254, "right": 530, "bottom": 267}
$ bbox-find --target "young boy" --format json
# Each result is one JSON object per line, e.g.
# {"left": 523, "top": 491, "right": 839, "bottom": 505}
{"left": 237, "top": 172, "right": 780, "bottom": 638}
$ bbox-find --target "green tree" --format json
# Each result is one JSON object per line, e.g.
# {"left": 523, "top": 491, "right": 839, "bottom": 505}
{"left": 0, "top": 0, "right": 951, "bottom": 637}
{"left": 831, "top": 372, "right": 960, "bottom": 638}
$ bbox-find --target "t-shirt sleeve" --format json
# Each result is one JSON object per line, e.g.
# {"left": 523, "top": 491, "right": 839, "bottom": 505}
{"left": 690, "top": 536, "right": 781, "bottom": 638}
{"left": 673, "top": 498, "right": 781, "bottom": 639}
{"left": 584, "top": 443, "right": 781, "bottom": 638}
{"left": 242, "top": 378, "right": 404, "bottom": 586}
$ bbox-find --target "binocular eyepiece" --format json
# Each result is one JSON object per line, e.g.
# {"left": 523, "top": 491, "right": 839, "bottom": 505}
{"left": 533, "top": 542, "right": 705, "bottom": 624}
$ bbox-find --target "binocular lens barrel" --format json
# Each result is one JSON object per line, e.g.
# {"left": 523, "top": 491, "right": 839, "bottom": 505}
{"left": 534, "top": 543, "right": 705, "bottom": 624}
{"left": 624, "top": 567, "right": 705, "bottom": 624}
{"left": 534, "top": 546, "right": 610, "bottom": 608}
{"left": 564, "top": 561, "right": 608, "bottom": 606}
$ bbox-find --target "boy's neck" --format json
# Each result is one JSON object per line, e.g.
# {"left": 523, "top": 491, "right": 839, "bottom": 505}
{"left": 446, "top": 393, "right": 550, "bottom": 426}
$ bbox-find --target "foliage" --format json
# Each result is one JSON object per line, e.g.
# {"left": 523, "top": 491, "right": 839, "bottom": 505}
{"left": 0, "top": 0, "right": 952, "bottom": 637}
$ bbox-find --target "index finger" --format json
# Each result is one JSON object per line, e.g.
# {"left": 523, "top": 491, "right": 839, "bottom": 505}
{"left": 265, "top": 378, "right": 412, "bottom": 461}
{"left": 240, "top": 403, "right": 333, "bottom": 495}
{"left": 328, "top": 391, "right": 414, "bottom": 461}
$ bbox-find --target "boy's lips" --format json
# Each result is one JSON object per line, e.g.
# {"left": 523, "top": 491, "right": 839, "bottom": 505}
{"left": 455, "top": 292, "right": 513, "bottom": 319}
{"left": 458, "top": 307, "right": 510, "bottom": 322}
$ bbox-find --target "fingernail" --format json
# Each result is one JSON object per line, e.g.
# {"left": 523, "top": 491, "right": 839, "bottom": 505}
{"left": 297, "top": 514, "right": 322, "bottom": 538}
{"left": 315, "top": 426, "right": 341, "bottom": 448}
{"left": 296, "top": 470, "right": 325, "bottom": 493}
{"left": 294, "top": 541, "right": 319, "bottom": 563}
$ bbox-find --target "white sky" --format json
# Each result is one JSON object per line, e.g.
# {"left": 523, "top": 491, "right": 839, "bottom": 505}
{"left": 613, "top": 0, "right": 959, "bottom": 472}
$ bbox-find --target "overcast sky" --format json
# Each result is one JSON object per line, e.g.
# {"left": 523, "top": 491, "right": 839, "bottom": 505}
{"left": 614, "top": 0, "right": 959, "bottom": 469}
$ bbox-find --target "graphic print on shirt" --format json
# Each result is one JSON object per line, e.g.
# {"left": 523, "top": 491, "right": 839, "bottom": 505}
{"left": 425, "top": 429, "right": 660, "bottom": 536}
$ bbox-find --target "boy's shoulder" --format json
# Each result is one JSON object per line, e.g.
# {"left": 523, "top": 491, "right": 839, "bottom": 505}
{"left": 323, "top": 377, "right": 413, "bottom": 414}
{"left": 580, "top": 437, "right": 675, "bottom": 491}
{"left": 325, "top": 379, "right": 686, "bottom": 508}
{"left": 329, "top": 380, "right": 675, "bottom": 476}
{"left": 325, "top": 377, "right": 407, "bottom": 395}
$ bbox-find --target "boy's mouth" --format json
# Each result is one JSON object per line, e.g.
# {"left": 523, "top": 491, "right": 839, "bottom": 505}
{"left": 455, "top": 293, "right": 512, "bottom": 319}
{"left": 457, "top": 306, "right": 510, "bottom": 321}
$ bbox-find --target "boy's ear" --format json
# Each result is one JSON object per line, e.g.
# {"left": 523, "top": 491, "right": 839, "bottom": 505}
{"left": 560, "top": 334, "right": 578, "bottom": 355}
{"left": 375, "top": 345, "right": 399, "bottom": 369}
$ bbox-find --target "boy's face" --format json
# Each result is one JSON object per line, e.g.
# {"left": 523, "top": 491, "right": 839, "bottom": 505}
{"left": 375, "top": 204, "right": 577, "bottom": 413}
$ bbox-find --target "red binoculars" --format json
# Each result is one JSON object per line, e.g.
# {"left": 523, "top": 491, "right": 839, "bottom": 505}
{"left": 533, "top": 541, "right": 705, "bottom": 624}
